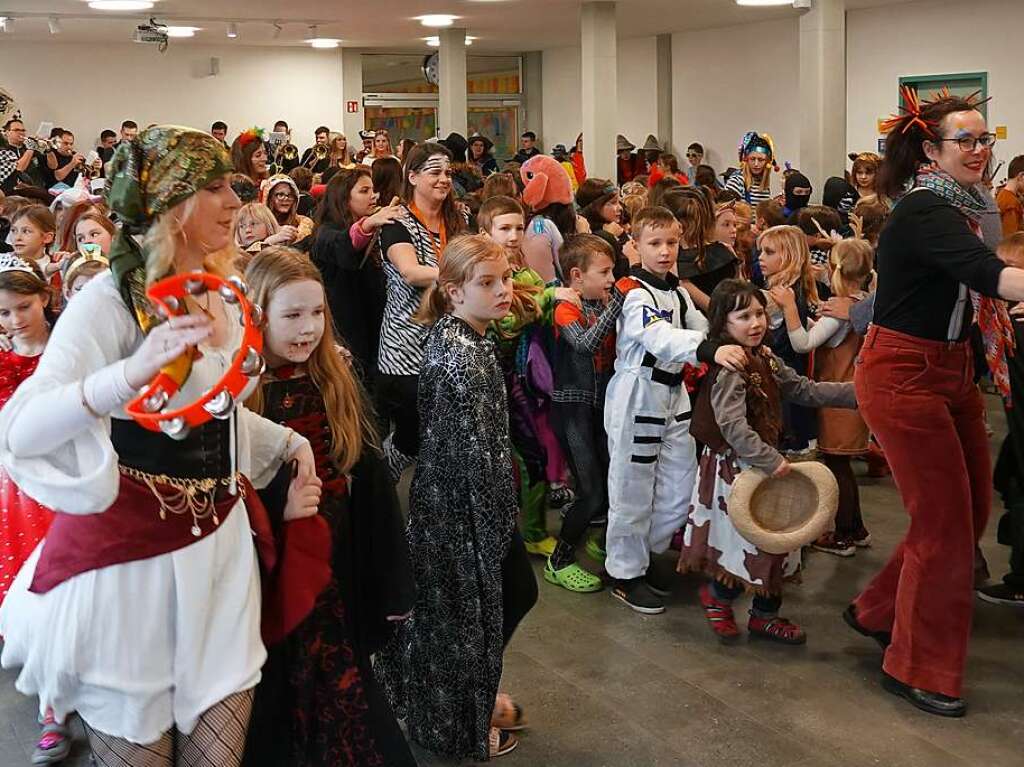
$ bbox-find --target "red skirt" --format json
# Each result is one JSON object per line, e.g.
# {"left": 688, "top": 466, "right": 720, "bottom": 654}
{"left": 0, "top": 469, "right": 54, "bottom": 606}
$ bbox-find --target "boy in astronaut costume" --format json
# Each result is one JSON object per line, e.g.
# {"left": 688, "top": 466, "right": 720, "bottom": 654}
{"left": 605, "top": 206, "right": 742, "bottom": 614}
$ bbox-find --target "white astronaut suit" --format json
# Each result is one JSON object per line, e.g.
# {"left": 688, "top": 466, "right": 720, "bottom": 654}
{"left": 604, "top": 268, "right": 708, "bottom": 581}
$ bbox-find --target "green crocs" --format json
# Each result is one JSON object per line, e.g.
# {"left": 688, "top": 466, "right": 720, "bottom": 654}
{"left": 544, "top": 559, "right": 603, "bottom": 593}
{"left": 585, "top": 536, "right": 607, "bottom": 563}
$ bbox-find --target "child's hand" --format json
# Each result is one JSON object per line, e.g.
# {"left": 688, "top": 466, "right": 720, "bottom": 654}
{"left": 714, "top": 344, "right": 747, "bottom": 372}
{"left": 47, "top": 251, "right": 74, "bottom": 277}
{"left": 575, "top": 215, "right": 591, "bottom": 234}
{"left": 603, "top": 221, "right": 625, "bottom": 238}
{"left": 554, "top": 287, "right": 582, "bottom": 308}
{"left": 772, "top": 460, "right": 791, "bottom": 478}
{"left": 768, "top": 285, "right": 796, "bottom": 309}
{"left": 283, "top": 463, "right": 323, "bottom": 521}
{"left": 623, "top": 237, "right": 641, "bottom": 266}
{"left": 0, "top": 334, "right": 11, "bottom": 352}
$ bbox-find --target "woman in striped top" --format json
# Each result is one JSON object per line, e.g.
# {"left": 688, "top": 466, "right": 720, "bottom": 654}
{"left": 377, "top": 142, "right": 467, "bottom": 476}
{"left": 725, "top": 131, "right": 777, "bottom": 211}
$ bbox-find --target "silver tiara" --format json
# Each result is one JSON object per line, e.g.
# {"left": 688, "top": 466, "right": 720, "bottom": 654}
{"left": 0, "top": 254, "right": 36, "bottom": 276}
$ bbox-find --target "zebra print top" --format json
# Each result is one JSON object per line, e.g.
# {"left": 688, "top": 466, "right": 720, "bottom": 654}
{"left": 377, "top": 206, "right": 441, "bottom": 376}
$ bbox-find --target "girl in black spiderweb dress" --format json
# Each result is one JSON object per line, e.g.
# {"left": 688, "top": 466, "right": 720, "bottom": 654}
{"left": 377, "top": 235, "right": 538, "bottom": 760}
{"left": 241, "top": 248, "right": 417, "bottom": 767}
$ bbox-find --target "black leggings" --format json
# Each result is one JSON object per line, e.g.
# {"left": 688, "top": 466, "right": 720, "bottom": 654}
{"left": 376, "top": 373, "right": 420, "bottom": 457}
{"left": 821, "top": 453, "right": 864, "bottom": 538}
{"left": 712, "top": 580, "right": 782, "bottom": 615}
{"left": 502, "top": 530, "right": 538, "bottom": 647}
{"left": 552, "top": 402, "right": 609, "bottom": 547}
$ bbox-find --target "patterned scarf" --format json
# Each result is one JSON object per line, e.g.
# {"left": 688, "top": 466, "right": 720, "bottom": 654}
{"left": 916, "top": 166, "right": 1015, "bottom": 403}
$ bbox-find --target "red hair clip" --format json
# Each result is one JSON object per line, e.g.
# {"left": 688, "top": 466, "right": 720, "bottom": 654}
{"left": 880, "top": 85, "right": 938, "bottom": 138}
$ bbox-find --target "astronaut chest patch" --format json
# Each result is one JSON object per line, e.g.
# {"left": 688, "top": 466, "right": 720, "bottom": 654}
{"left": 642, "top": 305, "right": 674, "bottom": 327}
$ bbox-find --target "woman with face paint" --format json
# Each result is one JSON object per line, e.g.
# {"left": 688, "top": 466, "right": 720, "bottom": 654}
{"left": 845, "top": 88, "right": 1024, "bottom": 718}
{"left": 725, "top": 131, "right": 778, "bottom": 213}
{"left": 376, "top": 142, "right": 467, "bottom": 478}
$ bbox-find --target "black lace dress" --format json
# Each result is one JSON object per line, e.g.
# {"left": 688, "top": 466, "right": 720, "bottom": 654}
{"left": 244, "top": 373, "right": 417, "bottom": 767}
{"left": 376, "top": 314, "right": 519, "bottom": 760}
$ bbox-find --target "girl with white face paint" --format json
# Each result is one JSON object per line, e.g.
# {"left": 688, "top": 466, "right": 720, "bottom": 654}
{"left": 375, "top": 142, "right": 467, "bottom": 478}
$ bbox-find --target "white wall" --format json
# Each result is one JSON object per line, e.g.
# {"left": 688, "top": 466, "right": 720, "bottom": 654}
{"left": 847, "top": 0, "right": 1024, "bottom": 179}
{"left": 0, "top": 42, "right": 345, "bottom": 151}
{"left": 541, "top": 37, "right": 659, "bottom": 154}
{"left": 672, "top": 18, "right": 799, "bottom": 188}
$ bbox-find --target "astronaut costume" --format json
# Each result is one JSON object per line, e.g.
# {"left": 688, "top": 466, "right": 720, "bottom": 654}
{"left": 604, "top": 267, "right": 708, "bottom": 581}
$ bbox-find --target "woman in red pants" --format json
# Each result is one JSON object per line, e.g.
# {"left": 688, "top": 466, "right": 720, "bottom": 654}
{"left": 844, "top": 88, "right": 1024, "bottom": 717}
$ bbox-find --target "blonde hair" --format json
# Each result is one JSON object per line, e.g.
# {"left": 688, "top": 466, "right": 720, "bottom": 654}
{"left": 142, "top": 197, "right": 237, "bottom": 285}
{"left": 829, "top": 238, "right": 874, "bottom": 298}
{"left": 415, "top": 234, "right": 507, "bottom": 326}
{"left": 622, "top": 193, "right": 647, "bottom": 226}
{"left": 757, "top": 225, "right": 820, "bottom": 304}
{"left": 244, "top": 246, "right": 377, "bottom": 471}
{"left": 234, "top": 202, "right": 280, "bottom": 247}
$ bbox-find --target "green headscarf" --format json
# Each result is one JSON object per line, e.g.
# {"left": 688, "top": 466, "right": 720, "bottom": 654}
{"left": 105, "top": 125, "right": 233, "bottom": 329}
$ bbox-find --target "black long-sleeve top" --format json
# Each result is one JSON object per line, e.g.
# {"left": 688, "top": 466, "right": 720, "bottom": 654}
{"left": 873, "top": 188, "right": 1006, "bottom": 342}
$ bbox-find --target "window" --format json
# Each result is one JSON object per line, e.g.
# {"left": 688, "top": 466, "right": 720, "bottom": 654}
{"left": 899, "top": 72, "right": 988, "bottom": 120}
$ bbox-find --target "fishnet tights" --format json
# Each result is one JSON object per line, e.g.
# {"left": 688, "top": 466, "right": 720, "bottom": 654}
{"left": 84, "top": 688, "right": 254, "bottom": 767}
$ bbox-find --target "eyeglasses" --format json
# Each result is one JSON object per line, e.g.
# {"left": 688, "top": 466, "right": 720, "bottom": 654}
{"left": 686, "top": 152, "right": 699, "bottom": 159}
{"left": 936, "top": 133, "right": 997, "bottom": 152}
{"left": 272, "top": 192, "right": 296, "bottom": 201}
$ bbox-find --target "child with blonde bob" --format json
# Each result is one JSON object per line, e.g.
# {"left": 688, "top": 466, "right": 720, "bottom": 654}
{"left": 757, "top": 224, "right": 821, "bottom": 453}
{"left": 241, "top": 246, "right": 416, "bottom": 767}
{"left": 771, "top": 237, "right": 874, "bottom": 556}
{"left": 380, "top": 235, "right": 537, "bottom": 761}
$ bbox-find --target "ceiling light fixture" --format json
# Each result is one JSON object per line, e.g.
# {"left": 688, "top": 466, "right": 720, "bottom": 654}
{"left": 164, "top": 25, "right": 200, "bottom": 37}
{"left": 418, "top": 14, "right": 458, "bottom": 27}
{"left": 0, "top": 17, "right": 10, "bottom": 33}
{"left": 272, "top": 22, "right": 282, "bottom": 39}
{"left": 424, "top": 34, "right": 475, "bottom": 47}
{"left": 48, "top": 16, "right": 62, "bottom": 34}
{"left": 305, "top": 26, "right": 340, "bottom": 48}
{"left": 227, "top": 22, "right": 238, "bottom": 38}
{"left": 735, "top": 0, "right": 792, "bottom": 5}
{"left": 88, "top": 1, "right": 156, "bottom": 10}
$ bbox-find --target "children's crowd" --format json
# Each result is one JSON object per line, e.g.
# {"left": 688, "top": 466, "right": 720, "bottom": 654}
{"left": 0, "top": 97, "right": 1023, "bottom": 765}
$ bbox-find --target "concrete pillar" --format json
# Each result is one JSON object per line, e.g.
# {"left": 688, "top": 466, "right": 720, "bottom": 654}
{"left": 341, "top": 48, "right": 364, "bottom": 143}
{"left": 581, "top": 1, "right": 617, "bottom": 181}
{"left": 656, "top": 34, "right": 673, "bottom": 153}
{"left": 523, "top": 51, "right": 544, "bottom": 148}
{"left": 438, "top": 27, "right": 468, "bottom": 138}
{"left": 798, "top": 0, "right": 846, "bottom": 200}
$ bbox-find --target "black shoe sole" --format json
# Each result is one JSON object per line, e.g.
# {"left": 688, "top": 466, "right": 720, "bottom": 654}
{"left": 842, "top": 605, "right": 891, "bottom": 650}
{"left": 881, "top": 675, "right": 966, "bottom": 718}
{"left": 976, "top": 590, "right": 1024, "bottom": 608}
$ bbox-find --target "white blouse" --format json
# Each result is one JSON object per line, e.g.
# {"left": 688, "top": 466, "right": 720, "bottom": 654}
{"left": 0, "top": 272, "right": 302, "bottom": 744}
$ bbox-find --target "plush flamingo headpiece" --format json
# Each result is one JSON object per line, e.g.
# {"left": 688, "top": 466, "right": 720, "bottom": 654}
{"left": 520, "top": 155, "right": 574, "bottom": 211}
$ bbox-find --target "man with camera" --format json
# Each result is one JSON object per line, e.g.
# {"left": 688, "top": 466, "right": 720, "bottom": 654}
{"left": 45, "top": 129, "right": 85, "bottom": 188}
{"left": 0, "top": 119, "right": 48, "bottom": 194}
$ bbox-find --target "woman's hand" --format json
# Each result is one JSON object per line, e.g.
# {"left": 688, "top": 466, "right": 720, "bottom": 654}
{"left": 603, "top": 221, "right": 625, "bottom": 238}
{"left": 554, "top": 287, "right": 582, "bottom": 308}
{"left": 364, "top": 198, "right": 403, "bottom": 231}
{"left": 820, "top": 296, "right": 853, "bottom": 321}
{"left": 266, "top": 225, "right": 299, "bottom": 246}
{"left": 283, "top": 461, "right": 322, "bottom": 521}
{"left": 768, "top": 285, "right": 796, "bottom": 309}
{"left": 772, "top": 460, "right": 791, "bottom": 478}
{"left": 714, "top": 344, "right": 747, "bottom": 372}
{"left": 124, "top": 314, "right": 212, "bottom": 389}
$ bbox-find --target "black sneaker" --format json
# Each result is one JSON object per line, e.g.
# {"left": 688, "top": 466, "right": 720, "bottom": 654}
{"left": 881, "top": 673, "right": 966, "bottom": 718}
{"left": 977, "top": 582, "right": 1024, "bottom": 607}
{"left": 611, "top": 578, "right": 665, "bottom": 614}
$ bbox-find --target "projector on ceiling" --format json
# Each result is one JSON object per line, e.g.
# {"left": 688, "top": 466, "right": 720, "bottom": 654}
{"left": 133, "top": 19, "right": 168, "bottom": 50}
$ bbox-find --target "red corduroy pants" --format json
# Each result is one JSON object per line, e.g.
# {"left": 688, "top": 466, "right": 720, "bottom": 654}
{"left": 852, "top": 326, "right": 990, "bottom": 698}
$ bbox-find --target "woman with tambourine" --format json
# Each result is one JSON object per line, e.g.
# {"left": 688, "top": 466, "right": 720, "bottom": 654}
{"left": 0, "top": 126, "right": 319, "bottom": 765}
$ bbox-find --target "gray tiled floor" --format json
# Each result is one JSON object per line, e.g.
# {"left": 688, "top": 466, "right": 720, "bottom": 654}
{"left": 3, "top": 403, "right": 1024, "bottom": 766}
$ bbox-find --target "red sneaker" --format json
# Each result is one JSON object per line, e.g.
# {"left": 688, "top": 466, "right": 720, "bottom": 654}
{"left": 698, "top": 582, "right": 741, "bottom": 643}
{"left": 748, "top": 615, "right": 807, "bottom": 645}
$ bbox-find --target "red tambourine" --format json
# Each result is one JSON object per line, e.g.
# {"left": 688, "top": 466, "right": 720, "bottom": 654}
{"left": 125, "top": 271, "right": 265, "bottom": 441}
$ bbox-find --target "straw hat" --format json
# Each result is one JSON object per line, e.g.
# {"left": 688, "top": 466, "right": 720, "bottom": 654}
{"left": 727, "top": 462, "right": 839, "bottom": 555}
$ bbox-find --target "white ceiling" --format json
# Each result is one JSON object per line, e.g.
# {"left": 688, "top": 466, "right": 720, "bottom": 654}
{"left": 0, "top": 0, "right": 922, "bottom": 51}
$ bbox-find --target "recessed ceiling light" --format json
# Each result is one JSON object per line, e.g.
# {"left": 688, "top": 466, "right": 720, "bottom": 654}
{"left": 424, "top": 34, "right": 476, "bottom": 46}
{"left": 226, "top": 22, "right": 238, "bottom": 38}
{"left": 735, "top": 0, "right": 792, "bottom": 5}
{"left": 0, "top": 17, "right": 11, "bottom": 33}
{"left": 418, "top": 14, "right": 458, "bottom": 27}
{"left": 309, "top": 38, "right": 341, "bottom": 48}
{"left": 88, "top": 1, "right": 156, "bottom": 10}
{"left": 165, "top": 26, "right": 200, "bottom": 37}
{"left": 48, "top": 17, "right": 62, "bottom": 34}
